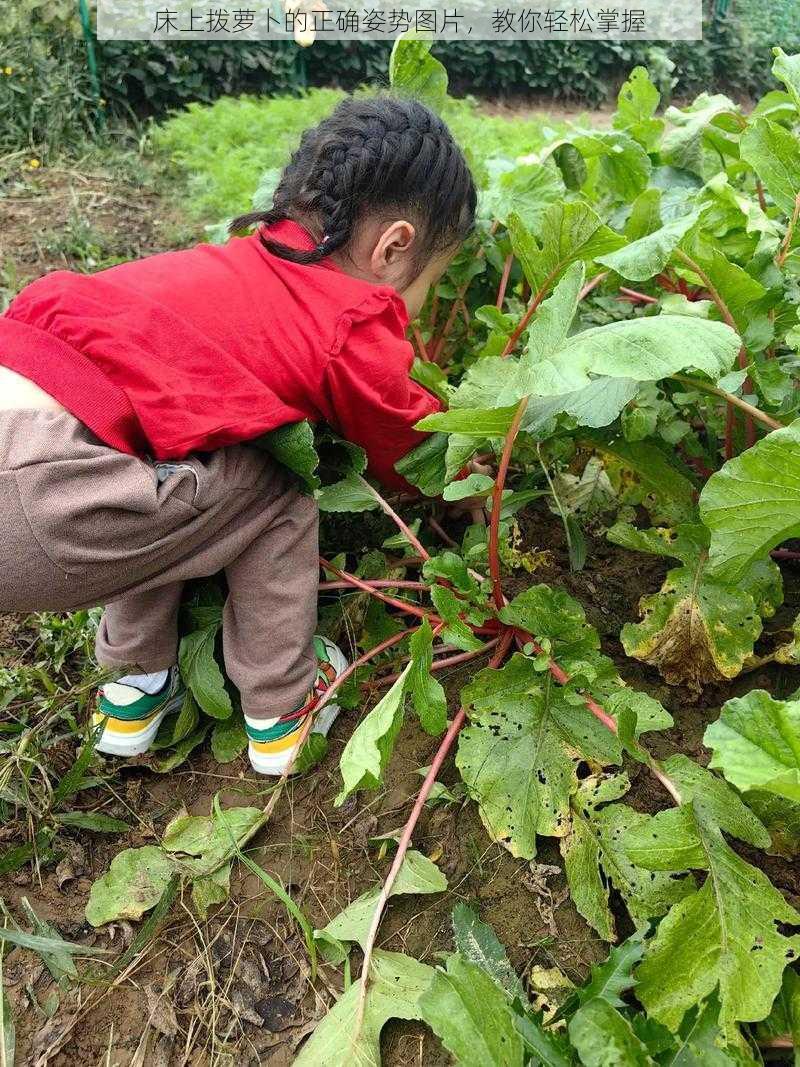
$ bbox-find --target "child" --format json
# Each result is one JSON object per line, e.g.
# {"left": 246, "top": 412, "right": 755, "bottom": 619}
{"left": 0, "top": 96, "right": 477, "bottom": 775}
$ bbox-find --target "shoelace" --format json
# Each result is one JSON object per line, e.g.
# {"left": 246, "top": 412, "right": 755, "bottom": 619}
{"left": 274, "top": 659, "right": 338, "bottom": 725}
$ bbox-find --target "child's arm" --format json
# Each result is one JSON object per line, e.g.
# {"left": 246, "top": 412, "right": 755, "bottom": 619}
{"left": 321, "top": 305, "right": 441, "bottom": 492}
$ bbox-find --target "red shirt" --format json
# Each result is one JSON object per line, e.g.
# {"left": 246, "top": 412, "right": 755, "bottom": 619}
{"left": 0, "top": 221, "right": 440, "bottom": 491}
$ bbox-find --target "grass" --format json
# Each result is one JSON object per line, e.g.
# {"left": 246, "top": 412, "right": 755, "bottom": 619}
{"left": 151, "top": 87, "right": 572, "bottom": 224}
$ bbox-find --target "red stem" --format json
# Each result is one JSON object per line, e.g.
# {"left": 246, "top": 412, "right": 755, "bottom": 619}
{"left": 428, "top": 516, "right": 459, "bottom": 550}
{"left": 618, "top": 286, "right": 658, "bottom": 305}
{"left": 496, "top": 253, "right": 513, "bottom": 309}
{"left": 278, "top": 629, "right": 417, "bottom": 724}
{"left": 412, "top": 325, "right": 430, "bottom": 362}
{"left": 724, "top": 401, "right": 735, "bottom": 461}
{"left": 377, "top": 638, "right": 500, "bottom": 686}
{"left": 430, "top": 221, "right": 499, "bottom": 364}
{"left": 319, "top": 579, "right": 428, "bottom": 593}
{"left": 489, "top": 398, "right": 529, "bottom": 608}
{"left": 319, "top": 557, "right": 438, "bottom": 622}
{"left": 579, "top": 271, "right": 607, "bottom": 301}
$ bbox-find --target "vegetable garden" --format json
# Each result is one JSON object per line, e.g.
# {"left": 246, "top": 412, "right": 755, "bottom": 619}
{"left": 4, "top": 33, "right": 800, "bottom": 1067}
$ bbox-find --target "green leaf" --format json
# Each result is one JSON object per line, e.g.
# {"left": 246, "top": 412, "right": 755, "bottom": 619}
{"left": 255, "top": 419, "right": 320, "bottom": 491}
{"left": 598, "top": 211, "right": 701, "bottom": 283}
{"left": 443, "top": 473, "right": 494, "bottom": 501}
{"left": 408, "top": 621, "right": 447, "bottom": 735}
{"left": 416, "top": 406, "right": 518, "bottom": 436}
{"left": 663, "top": 995, "right": 754, "bottom": 1066}
{"left": 19, "top": 898, "right": 77, "bottom": 984}
{"left": 161, "top": 803, "right": 263, "bottom": 874}
{"left": 429, "top": 585, "right": 485, "bottom": 651}
{"left": 552, "top": 142, "right": 588, "bottom": 190}
{"left": 662, "top": 94, "right": 740, "bottom": 175}
{"left": 499, "top": 584, "right": 600, "bottom": 658}
{"left": 704, "top": 690, "right": 800, "bottom": 803}
{"left": 524, "top": 315, "right": 740, "bottom": 398}
{"left": 594, "top": 440, "right": 697, "bottom": 525}
{"left": 522, "top": 378, "right": 642, "bottom": 437}
{"left": 317, "top": 472, "right": 381, "bottom": 513}
{"left": 743, "top": 790, "right": 800, "bottom": 859}
{"left": 316, "top": 850, "right": 446, "bottom": 961}
{"left": 508, "top": 202, "right": 625, "bottom": 295}
{"left": 0, "top": 948, "right": 14, "bottom": 1067}
{"left": 179, "top": 625, "right": 233, "bottom": 719}
{"left": 210, "top": 714, "right": 248, "bottom": 763}
{"left": 772, "top": 47, "right": 800, "bottom": 114}
{"left": 578, "top": 932, "right": 645, "bottom": 1008}
{"left": 636, "top": 800, "right": 800, "bottom": 1036}
{"left": 571, "top": 130, "right": 652, "bottom": 201}
{"left": 336, "top": 665, "right": 410, "bottom": 804}
{"left": 55, "top": 812, "right": 131, "bottom": 833}
{"left": 151, "top": 690, "right": 200, "bottom": 750}
{"left": 419, "top": 954, "right": 525, "bottom": 1067}
{"left": 662, "top": 754, "right": 771, "bottom": 848}
{"left": 483, "top": 162, "right": 565, "bottom": 231}
{"left": 700, "top": 420, "right": 800, "bottom": 584}
{"left": 0, "top": 925, "right": 111, "bottom": 958}
{"left": 457, "top": 656, "right": 622, "bottom": 860}
{"left": 755, "top": 967, "right": 800, "bottom": 1064}
{"left": 614, "top": 66, "right": 663, "bottom": 150}
{"left": 294, "top": 949, "right": 434, "bottom": 1067}
{"left": 295, "top": 731, "right": 328, "bottom": 774}
{"left": 569, "top": 998, "right": 654, "bottom": 1066}
{"left": 388, "top": 36, "right": 448, "bottom": 111}
{"left": 740, "top": 118, "right": 800, "bottom": 216}
{"left": 154, "top": 721, "right": 210, "bottom": 772}
{"left": 85, "top": 846, "right": 176, "bottom": 927}
{"left": 191, "top": 865, "right": 231, "bottom": 919}
{"left": 395, "top": 432, "right": 448, "bottom": 496}
{"left": 625, "top": 189, "right": 663, "bottom": 240}
{"left": 451, "top": 903, "right": 526, "bottom": 1002}
{"left": 684, "top": 246, "right": 766, "bottom": 334}
{"left": 563, "top": 777, "right": 695, "bottom": 941}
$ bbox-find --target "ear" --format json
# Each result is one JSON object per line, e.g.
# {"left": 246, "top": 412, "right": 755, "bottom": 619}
{"left": 369, "top": 220, "right": 417, "bottom": 279}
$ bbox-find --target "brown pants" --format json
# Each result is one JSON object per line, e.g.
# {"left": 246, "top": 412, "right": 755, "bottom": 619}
{"left": 0, "top": 409, "right": 319, "bottom": 717}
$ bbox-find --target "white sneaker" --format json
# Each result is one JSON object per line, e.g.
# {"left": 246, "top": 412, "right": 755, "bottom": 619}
{"left": 246, "top": 636, "right": 348, "bottom": 776}
{"left": 93, "top": 667, "right": 185, "bottom": 757}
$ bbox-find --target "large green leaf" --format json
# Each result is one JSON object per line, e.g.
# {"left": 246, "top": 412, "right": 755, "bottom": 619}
{"left": 661, "top": 95, "right": 741, "bottom": 175}
{"left": 294, "top": 950, "right": 434, "bottom": 1067}
{"left": 508, "top": 202, "right": 625, "bottom": 294}
{"left": 569, "top": 998, "right": 654, "bottom": 1066}
{"left": 85, "top": 846, "right": 176, "bottom": 927}
{"left": 317, "top": 472, "right": 381, "bottom": 513}
{"left": 417, "top": 406, "right": 518, "bottom": 436}
{"left": 316, "top": 851, "right": 446, "bottom": 962}
{"left": 255, "top": 419, "right": 320, "bottom": 491}
{"left": 609, "top": 522, "right": 782, "bottom": 689}
{"left": 482, "top": 162, "right": 565, "bottom": 231}
{"left": 408, "top": 620, "right": 447, "bottom": 736}
{"left": 613, "top": 66, "right": 663, "bottom": 150}
{"left": 772, "top": 47, "right": 800, "bottom": 114}
{"left": 571, "top": 131, "right": 652, "bottom": 201}
{"left": 179, "top": 625, "right": 233, "bottom": 720}
{"left": 635, "top": 801, "right": 800, "bottom": 1036}
{"left": 662, "top": 996, "right": 755, "bottom": 1066}
{"left": 704, "top": 690, "right": 800, "bottom": 803}
{"left": 336, "top": 665, "right": 410, "bottom": 804}
{"left": 419, "top": 954, "right": 525, "bottom": 1067}
{"left": 457, "top": 656, "right": 622, "bottom": 859}
{"left": 700, "top": 421, "right": 800, "bottom": 583}
{"left": 741, "top": 118, "right": 800, "bottom": 216}
{"left": 388, "top": 37, "right": 447, "bottom": 110}
{"left": 563, "top": 774, "right": 694, "bottom": 942}
{"left": 523, "top": 315, "right": 739, "bottom": 398}
{"left": 598, "top": 211, "right": 701, "bottom": 282}
{"left": 161, "top": 803, "right": 263, "bottom": 874}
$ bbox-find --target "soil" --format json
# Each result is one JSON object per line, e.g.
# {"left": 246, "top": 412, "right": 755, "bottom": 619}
{"left": 2, "top": 168, "right": 799, "bottom": 1067}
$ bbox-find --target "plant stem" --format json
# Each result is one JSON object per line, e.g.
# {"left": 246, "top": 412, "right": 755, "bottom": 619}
{"left": 357, "top": 476, "right": 431, "bottom": 561}
{"left": 499, "top": 274, "right": 554, "bottom": 359}
{"left": 496, "top": 253, "right": 514, "bottom": 309}
{"left": 489, "top": 398, "right": 529, "bottom": 608}
{"left": 674, "top": 250, "right": 737, "bottom": 331}
{"left": 412, "top": 325, "right": 430, "bottom": 362}
{"left": 671, "top": 374, "right": 784, "bottom": 432}
{"left": 430, "top": 221, "right": 498, "bottom": 363}
{"left": 428, "top": 515, "right": 460, "bottom": 549}
{"left": 353, "top": 633, "right": 513, "bottom": 1042}
{"left": 319, "top": 579, "right": 429, "bottom": 592}
{"left": 756, "top": 178, "right": 767, "bottom": 213}
{"left": 319, "top": 557, "right": 438, "bottom": 622}
{"left": 776, "top": 191, "right": 800, "bottom": 268}
{"left": 377, "top": 638, "right": 500, "bottom": 686}
{"left": 618, "top": 286, "right": 659, "bottom": 305}
{"left": 579, "top": 271, "right": 607, "bottom": 301}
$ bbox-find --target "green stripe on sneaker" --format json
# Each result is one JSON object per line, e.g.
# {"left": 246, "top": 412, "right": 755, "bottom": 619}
{"left": 98, "top": 681, "right": 178, "bottom": 722}
{"left": 246, "top": 717, "right": 305, "bottom": 744}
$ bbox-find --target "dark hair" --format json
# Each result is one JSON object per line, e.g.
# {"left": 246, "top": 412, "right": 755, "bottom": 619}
{"left": 230, "top": 94, "right": 477, "bottom": 276}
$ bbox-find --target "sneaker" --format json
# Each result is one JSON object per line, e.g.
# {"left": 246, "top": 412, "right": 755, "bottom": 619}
{"left": 247, "top": 636, "right": 348, "bottom": 777}
{"left": 93, "top": 667, "right": 185, "bottom": 757}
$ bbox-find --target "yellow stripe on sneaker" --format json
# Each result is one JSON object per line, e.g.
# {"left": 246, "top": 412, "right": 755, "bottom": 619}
{"left": 92, "top": 711, "right": 160, "bottom": 735}
{"left": 249, "top": 728, "right": 306, "bottom": 755}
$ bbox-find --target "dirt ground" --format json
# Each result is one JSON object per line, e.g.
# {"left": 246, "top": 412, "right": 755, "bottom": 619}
{"left": 2, "top": 165, "right": 799, "bottom": 1066}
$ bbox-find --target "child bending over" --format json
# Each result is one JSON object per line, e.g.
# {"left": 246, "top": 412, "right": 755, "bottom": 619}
{"left": 0, "top": 95, "right": 476, "bottom": 774}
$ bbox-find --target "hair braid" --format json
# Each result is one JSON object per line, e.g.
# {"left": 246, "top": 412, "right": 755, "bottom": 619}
{"left": 229, "top": 94, "right": 476, "bottom": 273}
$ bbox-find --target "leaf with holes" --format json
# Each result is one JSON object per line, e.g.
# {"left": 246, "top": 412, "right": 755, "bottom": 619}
{"left": 456, "top": 655, "right": 623, "bottom": 860}
{"left": 635, "top": 800, "right": 800, "bottom": 1037}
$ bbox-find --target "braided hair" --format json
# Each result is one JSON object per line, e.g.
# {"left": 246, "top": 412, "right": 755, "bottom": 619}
{"left": 229, "top": 95, "right": 477, "bottom": 276}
